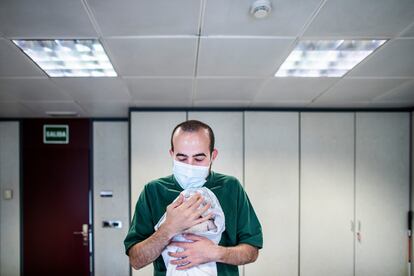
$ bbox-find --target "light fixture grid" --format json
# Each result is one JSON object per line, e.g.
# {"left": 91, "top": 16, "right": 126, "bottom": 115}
{"left": 275, "top": 39, "right": 387, "bottom": 77}
{"left": 12, "top": 39, "right": 117, "bottom": 77}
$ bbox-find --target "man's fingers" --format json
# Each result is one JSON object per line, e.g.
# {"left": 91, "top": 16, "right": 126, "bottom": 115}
{"left": 183, "top": 233, "right": 204, "bottom": 241}
{"left": 171, "top": 194, "right": 184, "bottom": 208}
{"left": 184, "top": 193, "right": 202, "bottom": 208}
{"left": 197, "top": 202, "right": 211, "bottom": 216}
{"left": 168, "top": 251, "right": 186, "bottom": 258}
{"left": 170, "top": 257, "right": 190, "bottom": 266}
{"left": 175, "top": 262, "right": 194, "bottom": 270}
{"left": 194, "top": 213, "right": 214, "bottom": 225}
{"left": 169, "top": 241, "right": 190, "bottom": 249}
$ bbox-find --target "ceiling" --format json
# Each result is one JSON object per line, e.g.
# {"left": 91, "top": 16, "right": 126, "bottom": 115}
{"left": 0, "top": 0, "right": 413, "bottom": 118}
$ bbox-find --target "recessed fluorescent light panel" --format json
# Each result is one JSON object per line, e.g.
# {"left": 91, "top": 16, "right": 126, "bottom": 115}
{"left": 12, "top": 39, "right": 117, "bottom": 77}
{"left": 275, "top": 40, "right": 386, "bottom": 77}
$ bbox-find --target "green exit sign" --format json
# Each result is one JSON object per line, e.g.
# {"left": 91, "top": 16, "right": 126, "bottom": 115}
{"left": 43, "top": 125, "right": 69, "bottom": 144}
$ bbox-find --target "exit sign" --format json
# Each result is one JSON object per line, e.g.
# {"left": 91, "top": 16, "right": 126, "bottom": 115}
{"left": 44, "top": 125, "right": 69, "bottom": 144}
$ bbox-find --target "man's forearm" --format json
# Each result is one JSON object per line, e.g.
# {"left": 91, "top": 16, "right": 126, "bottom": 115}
{"left": 128, "top": 226, "right": 174, "bottom": 270}
{"left": 215, "top": 243, "right": 259, "bottom": 266}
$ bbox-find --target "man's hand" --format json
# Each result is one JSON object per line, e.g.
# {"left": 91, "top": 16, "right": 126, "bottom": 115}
{"left": 161, "top": 193, "right": 213, "bottom": 237}
{"left": 168, "top": 234, "right": 259, "bottom": 270}
{"left": 168, "top": 233, "right": 219, "bottom": 270}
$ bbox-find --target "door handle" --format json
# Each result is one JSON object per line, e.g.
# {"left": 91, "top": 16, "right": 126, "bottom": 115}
{"left": 73, "top": 224, "right": 89, "bottom": 246}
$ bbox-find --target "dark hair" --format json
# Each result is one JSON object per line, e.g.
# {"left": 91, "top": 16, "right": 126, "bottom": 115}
{"left": 170, "top": 120, "right": 215, "bottom": 153}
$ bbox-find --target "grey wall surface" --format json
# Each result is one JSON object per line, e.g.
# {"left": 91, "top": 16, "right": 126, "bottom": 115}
{"left": 93, "top": 122, "right": 130, "bottom": 276}
{"left": 0, "top": 121, "right": 20, "bottom": 276}
{"left": 300, "top": 113, "right": 354, "bottom": 276}
{"left": 244, "top": 112, "right": 299, "bottom": 276}
{"left": 355, "top": 113, "right": 409, "bottom": 276}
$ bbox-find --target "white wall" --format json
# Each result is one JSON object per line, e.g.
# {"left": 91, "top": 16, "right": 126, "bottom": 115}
{"left": 93, "top": 121, "right": 129, "bottom": 276}
{"left": 0, "top": 121, "right": 20, "bottom": 276}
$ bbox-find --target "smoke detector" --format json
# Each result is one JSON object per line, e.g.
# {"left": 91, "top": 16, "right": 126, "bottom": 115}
{"left": 250, "top": 0, "right": 272, "bottom": 19}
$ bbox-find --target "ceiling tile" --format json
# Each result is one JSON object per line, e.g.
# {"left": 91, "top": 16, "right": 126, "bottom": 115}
{"left": 78, "top": 101, "right": 130, "bottom": 117}
{"left": 254, "top": 77, "right": 338, "bottom": 102}
{"left": 251, "top": 101, "right": 308, "bottom": 108}
{"left": 86, "top": 0, "right": 201, "bottom": 36}
{"left": 197, "top": 37, "right": 294, "bottom": 76}
{"left": 373, "top": 80, "right": 414, "bottom": 103}
{"left": 0, "top": 102, "right": 34, "bottom": 117}
{"left": 203, "top": 0, "right": 322, "bottom": 36}
{"left": 308, "top": 101, "right": 372, "bottom": 108}
{"left": 193, "top": 100, "right": 251, "bottom": 108}
{"left": 125, "top": 78, "right": 193, "bottom": 101}
{"left": 195, "top": 78, "right": 265, "bottom": 101}
{"left": 0, "top": 0, "right": 97, "bottom": 38}
{"left": 369, "top": 101, "right": 413, "bottom": 108}
{"left": 304, "top": 0, "right": 414, "bottom": 37}
{"left": 349, "top": 39, "right": 414, "bottom": 77}
{"left": 22, "top": 101, "right": 87, "bottom": 117}
{"left": 131, "top": 101, "right": 192, "bottom": 108}
{"left": 104, "top": 37, "right": 197, "bottom": 76}
{"left": 401, "top": 23, "right": 414, "bottom": 37}
{"left": 315, "top": 78, "right": 407, "bottom": 103}
{"left": 0, "top": 79, "right": 72, "bottom": 102}
{"left": 52, "top": 78, "right": 131, "bottom": 102}
{"left": 0, "top": 39, "right": 45, "bottom": 77}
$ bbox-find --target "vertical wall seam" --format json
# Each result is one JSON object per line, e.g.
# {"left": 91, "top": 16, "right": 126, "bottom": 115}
{"left": 242, "top": 111, "right": 246, "bottom": 276}
{"left": 353, "top": 112, "right": 357, "bottom": 276}
{"left": 298, "top": 112, "right": 301, "bottom": 276}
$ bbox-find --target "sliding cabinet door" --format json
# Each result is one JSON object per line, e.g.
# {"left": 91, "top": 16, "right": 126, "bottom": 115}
{"left": 244, "top": 112, "right": 299, "bottom": 276}
{"left": 355, "top": 112, "right": 409, "bottom": 276}
{"left": 300, "top": 113, "right": 354, "bottom": 276}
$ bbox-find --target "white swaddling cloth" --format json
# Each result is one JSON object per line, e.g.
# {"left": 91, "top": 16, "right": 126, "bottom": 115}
{"left": 154, "top": 187, "right": 225, "bottom": 276}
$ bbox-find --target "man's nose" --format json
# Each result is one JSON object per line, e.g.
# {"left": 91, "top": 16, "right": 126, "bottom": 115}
{"left": 187, "top": 158, "right": 197, "bottom": 166}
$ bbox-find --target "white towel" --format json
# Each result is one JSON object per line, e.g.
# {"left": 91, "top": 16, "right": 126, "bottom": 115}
{"left": 155, "top": 187, "right": 225, "bottom": 276}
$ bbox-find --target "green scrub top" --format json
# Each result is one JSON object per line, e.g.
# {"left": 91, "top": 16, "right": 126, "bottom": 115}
{"left": 124, "top": 171, "right": 263, "bottom": 276}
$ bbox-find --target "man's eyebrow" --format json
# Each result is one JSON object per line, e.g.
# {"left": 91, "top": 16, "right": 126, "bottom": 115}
{"left": 176, "top": 153, "right": 188, "bottom": 157}
{"left": 192, "top": 153, "right": 207, "bottom": 157}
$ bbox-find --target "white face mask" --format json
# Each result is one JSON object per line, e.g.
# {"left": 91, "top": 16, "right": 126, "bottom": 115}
{"left": 172, "top": 159, "right": 210, "bottom": 190}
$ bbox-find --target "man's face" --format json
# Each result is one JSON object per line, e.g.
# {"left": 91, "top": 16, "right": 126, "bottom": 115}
{"left": 170, "top": 129, "right": 218, "bottom": 166}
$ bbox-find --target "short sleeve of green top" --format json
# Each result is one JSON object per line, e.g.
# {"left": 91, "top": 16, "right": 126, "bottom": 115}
{"left": 124, "top": 171, "right": 263, "bottom": 276}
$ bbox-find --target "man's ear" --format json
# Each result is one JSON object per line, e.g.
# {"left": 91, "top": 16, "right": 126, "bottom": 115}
{"left": 169, "top": 149, "right": 174, "bottom": 157}
{"left": 211, "top": 149, "right": 218, "bottom": 161}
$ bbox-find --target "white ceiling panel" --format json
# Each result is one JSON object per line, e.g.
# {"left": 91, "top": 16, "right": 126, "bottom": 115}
{"left": 22, "top": 101, "right": 87, "bottom": 117}
{"left": 78, "top": 101, "right": 130, "bottom": 117}
{"left": 349, "top": 39, "right": 414, "bottom": 77}
{"left": 315, "top": 78, "right": 407, "bottom": 103}
{"left": 401, "top": 23, "right": 414, "bottom": 37}
{"left": 373, "top": 80, "right": 414, "bottom": 103}
{"left": 304, "top": 0, "right": 414, "bottom": 37}
{"left": 193, "top": 100, "right": 251, "bottom": 107}
{"left": 203, "top": 0, "right": 322, "bottom": 36}
{"left": 251, "top": 101, "right": 308, "bottom": 108}
{"left": 126, "top": 78, "right": 193, "bottom": 101}
{"left": 0, "top": 79, "right": 72, "bottom": 102}
{"left": 195, "top": 78, "right": 265, "bottom": 101}
{"left": 0, "top": 39, "right": 45, "bottom": 77}
{"left": 132, "top": 100, "right": 192, "bottom": 107}
{"left": 307, "top": 101, "right": 371, "bottom": 108}
{"left": 0, "top": 102, "right": 34, "bottom": 117}
{"left": 52, "top": 78, "right": 131, "bottom": 102}
{"left": 197, "top": 37, "right": 295, "bottom": 76}
{"left": 254, "top": 77, "right": 338, "bottom": 102}
{"left": 86, "top": 0, "right": 201, "bottom": 36}
{"left": 0, "top": 0, "right": 97, "bottom": 38}
{"left": 104, "top": 37, "right": 197, "bottom": 76}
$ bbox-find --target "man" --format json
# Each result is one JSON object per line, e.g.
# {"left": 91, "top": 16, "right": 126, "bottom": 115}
{"left": 124, "top": 120, "right": 263, "bottom": 275}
